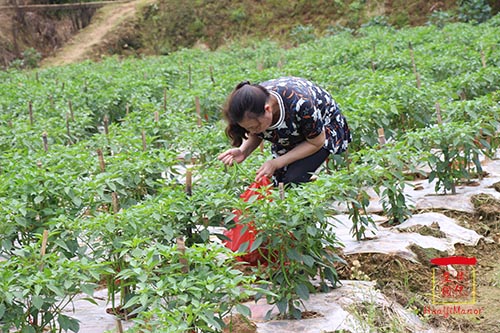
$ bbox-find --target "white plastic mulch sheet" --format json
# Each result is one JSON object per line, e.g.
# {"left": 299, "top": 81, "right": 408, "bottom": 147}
{"left": 248, "top": 280, "right": 439, "bottom": 333}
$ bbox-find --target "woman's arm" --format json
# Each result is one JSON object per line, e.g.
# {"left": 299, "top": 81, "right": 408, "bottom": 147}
{"left": 255, "top": 130, "right": 325, "bottom": 180}
{"left": 218, "top": 133, "right": 263, "bottom": 165}
{"left": 239, "top": 133, "right": 263, "bottom": 158}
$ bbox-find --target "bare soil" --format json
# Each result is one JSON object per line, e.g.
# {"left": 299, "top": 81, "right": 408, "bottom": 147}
{"left": 336, "top": 197, "right": 500, "bottom": 333}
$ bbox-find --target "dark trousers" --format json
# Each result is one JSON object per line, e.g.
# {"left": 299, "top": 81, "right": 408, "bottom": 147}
{"left": 273, "top": 148, "right": 330, "bottom": 186}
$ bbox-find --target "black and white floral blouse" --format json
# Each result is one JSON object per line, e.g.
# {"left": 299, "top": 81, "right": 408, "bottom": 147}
{"left": 258, "top": 76, "right": 351, "bottom": 157}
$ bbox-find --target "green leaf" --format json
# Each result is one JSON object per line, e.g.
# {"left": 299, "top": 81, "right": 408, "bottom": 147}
{"left": 249, "top": 235, "right": 264, "bottom": 253}
{"left": 286, "top": 248, "right": 302, "bottom": 262}
{"left": 295, "top": 283, "right": 310, "bottom": 300}
{"left": 276, "top": 299, "right": 288, "bottom": 314}
{"left": 236, "top": 304, "right": 252, "bottom": 317}
{"left": 21, "top": 326, "right": 35, "bottom": 333}
{"left": 57, "top": 314, "right": 80, "bottom": 332}
{"left": 34, "top": 195, "right": 44, "bottom": 204}
{"left": 80, "top": 283, "right": 96, "bottom": 296}
{"left": 237, "top": 241, "right": 249, "bottom": 253}
{"left": 302, "top": 254, "right": 315, "bottom": 267}
{"left": 32, "top": 295, "right": 44, "bottom": 310}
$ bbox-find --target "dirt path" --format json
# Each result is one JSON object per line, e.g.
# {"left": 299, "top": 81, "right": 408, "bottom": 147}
{"left": 41, "top": 0, "right": 148, "bottom": 67}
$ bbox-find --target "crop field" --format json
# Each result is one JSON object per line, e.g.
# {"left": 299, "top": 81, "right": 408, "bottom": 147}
{"left": 1, "top": 15, "right": 499, "bottom": 333}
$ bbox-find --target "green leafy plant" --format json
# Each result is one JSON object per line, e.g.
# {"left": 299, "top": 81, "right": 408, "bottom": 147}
{"left": 0, "top": 233, "right": 102, "bottom": 333}
{"left": 117, "top": 243, "right": 269, "bottom": 332}
{"left": 232, "top": 183, "right": 344, "bottom": 319}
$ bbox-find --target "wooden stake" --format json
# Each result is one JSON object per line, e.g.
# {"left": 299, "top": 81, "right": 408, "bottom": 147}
{"left": 480, "top": 49, "right": 486, "bottom": 68}
{"left": 257, "top": 59, "right": 264, "bottom": 71}
{"left": 186, "top": 169, "right": 192, "bottom": 196}
{"left": 435, "top": 102, "right": 442, "bottom": 125}
{"left": 66, "top": 113, "right": 73, "bottom": 144}
{"left": 279, "top": 183, "right": 285, "bottom": 200}
{"left": 209, "top": 66, "right": 215, "bottom": 84}
{"left": 28, "top": 101, "right": 34, "bottom": 126}
{"left": 39, "top": 229, "right": 49, "bottom": 271}
{"left": 41, "top": 230, "right": 49, "bottom": 257}
{"left": 103, "top": 115, "right": 109, "bottom": 136}
{"left": 176, "top": 237, "right": 189, "bottom": 274}
{"left": 141, "top": 130, "right": 147, "bottom": 152}
{"left": 97, "top": 149, "right": 106, "bottom": 172}
{"left": 195, "top": 97, "right": 202, "bottom": 127}
{"left": 49, "top": 94, "right": 54, "bottom": 109}
{"left": 371, "top": 41, "right": 376, "bottom": 71}
{"left": 154, "top": 111, "right": 159, "bottom": 123}
{"left": 163, "top": 88, "right": 167, "bottom": 112}
{"left": 377, "top": 128, "right": 386, "bottom": 146}
{"left": 42, "top": 131, "right": 48, "bottom": 152}
{"left": 68, "top": 100, "right": 74, "bottom": 121}
{"left": 111, "top": 192, "right": 120, "bottom": 214}
{"left": 408, "top": 42, "right": 421, "bottom": 89}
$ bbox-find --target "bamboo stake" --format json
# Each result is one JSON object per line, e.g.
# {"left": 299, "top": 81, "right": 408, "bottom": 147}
{"left": 111, "top": 192, "right": 120, "bottom": 214}
{"left": 163, "top": 88, "right": 167, "bottom": 112}
{"left": 41, "top": 230, "right": 49, "bottom": 257}
{"left": 377, "top": 128, "right": 386, "bottom": 146}
{"left": 68, "top": 100, "right": 74, "bottom": 121}
{"left": 39, "top": 229, "right": 49, "bottom": 271}
{"left": 186, "top": 169, "right": 192, "bottom": 196}
{"left": 176, "top": 237, "right": 189, "bottom": 274}
{"left": 279, "top": 183, "right": 285, "bottom": 200}
{"left": 42, "top": 131, "right": 48, "bottom": 152}
{"left": 97, "top": 149, "right": 106, "bottom": 172}
{"left": 103, "top": 115, "right": 109, "bottom": 136}
{"left": 141, "top": 130, "right": 147, "bottom": 152}
{"left": 435, "top": 102, "right": 442, "bottom": 125}
{"left": 408, "top": 42, "right": 421, "bottom": 89}
{"left": 29, "top": 101, "right": 34, "bottom": 126}
{"left": 49, "top": 94, "right": 54, "bottom": 109}
{"left": 480, "top": 49, "right": 486, "bottom": 68}
{"left": 371, "top": 41, "right": 376, "bottom": 71}
{"left": 154, "top": 111, "right": 159, "bottom": 123}
{"left": 66, "top": 112, "right": 73, "bottom": 145}
{"left": 257, "top": 59, "right": 264, "bottom": 71}
{"left": 195, "top": 97, "right": 202, "bottom": 127}
{"left": 209, "top": 66, "right": 215, "bottom": 84}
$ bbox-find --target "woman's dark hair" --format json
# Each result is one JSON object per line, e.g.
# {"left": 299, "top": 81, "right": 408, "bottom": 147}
{"left": 222, "top": 80, "right": 270, "bottom": 147}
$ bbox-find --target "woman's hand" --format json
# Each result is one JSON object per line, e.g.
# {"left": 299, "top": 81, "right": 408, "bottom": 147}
{"left": 218, "top": 148, "right": 246, "bottom": 165}
{"left": 255, "top": 159, "right": 279, "bottom": 181}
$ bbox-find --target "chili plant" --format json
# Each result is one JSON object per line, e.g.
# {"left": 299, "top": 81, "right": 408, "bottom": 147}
{"left": 233, "top": 183, "right": 344, "bottom": 319}
{"left": 117, "top": 243, "right": 270, "bottom": 332}
{"left": 405, "top": 121, "right": 485, "bottom": 194}
{"left": 0, "top": 233, "right": 102, "bottom": 333}
{"left": 353, "top": 141, "right": 420, "bottom": 225}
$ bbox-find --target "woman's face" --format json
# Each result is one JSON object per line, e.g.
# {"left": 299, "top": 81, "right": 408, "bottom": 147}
{"left": 238, "top": 110, "right": 273, "bottom": 134}
{"left": 237, "top": 103, "right": 274, "bottom": 134}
